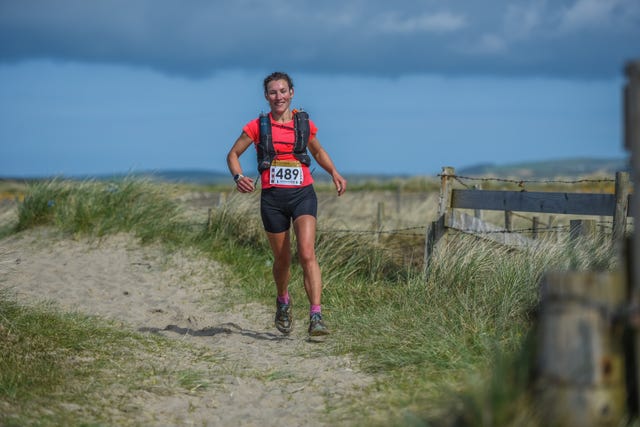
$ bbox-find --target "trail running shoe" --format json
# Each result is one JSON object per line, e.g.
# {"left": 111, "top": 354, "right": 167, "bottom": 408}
{"left": 308, "top": 313, "right": 329, "bottom": 336}
{"left": 275, "top": 299, "right": 292, "bottom": 334}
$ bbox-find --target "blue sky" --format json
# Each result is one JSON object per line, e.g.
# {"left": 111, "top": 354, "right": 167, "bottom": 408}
{"left": 1, "top": 0, "right": 638, "bottom": 178}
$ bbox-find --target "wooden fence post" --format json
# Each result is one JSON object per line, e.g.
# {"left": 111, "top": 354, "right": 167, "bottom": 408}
{"left": 548, "top": 215, "right": 557, "bottom": 242}
{"left": 624, "top": 59, "right": 640, "bottom": 418}
{"left": 473, "top": 184, "right": 482, "bottom": 219}
{"left": 625, "top": 61, "right": 640, "bottom": 153}
{"left": 612, "top": 171, "right": 630, "bottom": 253}
{"left": 505, "top": 210, "right": 513, "bottom": 232}
{"left": 375, "top": 202, "right": 384, "bottom": 243}
{"left": 570, "top": 219, "right": 597, "bottom": 241}
{"left": 424, "top": 215, "right": 445, "bottom": 274}
{"left": 535, "top": 271, "right": 627, "bottom": 427}
{"left": 424, "top": 166, "right": 455, "bottom": 274}
{"left": 438, "top": 166, "right": 455, "bottom": 217}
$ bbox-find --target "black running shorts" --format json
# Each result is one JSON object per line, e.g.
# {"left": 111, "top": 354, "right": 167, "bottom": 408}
{"left": 260, "top": 185, "right": 318, "bottom": 233}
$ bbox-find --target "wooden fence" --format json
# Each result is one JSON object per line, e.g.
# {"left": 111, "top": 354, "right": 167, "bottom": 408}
{"left": 534, "top": 59, "right": 640, "bottom": 427}
{"left": 626, "top": 59, "right": 640, "bottom": 426}
{"left": 433, "top": 59, "right": 638, "bottom": 426}
{"left": 421, "top": 61, "right": 640, "bottom": 424}
{"left": 424, "top": 167, "right": 632, "bottom": 270}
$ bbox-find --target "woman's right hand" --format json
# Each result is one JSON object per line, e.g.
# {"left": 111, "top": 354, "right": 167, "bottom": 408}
{"left": 236, "top": 175, "right": 255, "bottom": 193}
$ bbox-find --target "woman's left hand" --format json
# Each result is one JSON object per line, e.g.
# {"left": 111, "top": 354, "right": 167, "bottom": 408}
{"left": 333, "top": 173, "right": 347, "bottom": 196}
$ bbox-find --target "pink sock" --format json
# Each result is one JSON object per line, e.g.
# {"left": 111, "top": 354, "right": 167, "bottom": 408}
{"left": 310, "top": 305, "right": 321, "bottom": 315}
{"left": 277, "top": 293, "right": 290, "bottom": 305}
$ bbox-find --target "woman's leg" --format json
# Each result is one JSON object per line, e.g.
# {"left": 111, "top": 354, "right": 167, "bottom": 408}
{"left": 293, "top": 215, "right": 321, "bottom": 306}
{"left": 266, "top": 230, "right": 291, "bottom": 297}
{"left": 267, "top": 229, "right": 294, "bottom": 334}
{"left": 294, "top": 214, "right": 329, "bottom": 336}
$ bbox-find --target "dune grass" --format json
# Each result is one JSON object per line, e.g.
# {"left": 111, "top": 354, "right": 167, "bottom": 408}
{"left": 0, "top": 177, "right": 620, "bottom": 426}
{"left": 15, "top": 178, "right": 192, "bottom": 244}
{"left": 0, "top": 286, "right": 225, "bottom": 426}
{"left": 185, "top": 182, "right": 619, "bottom": 425}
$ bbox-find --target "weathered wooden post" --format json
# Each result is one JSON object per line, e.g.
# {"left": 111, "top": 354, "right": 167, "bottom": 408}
{"left": 375, "top": 201, "right": 384, "bottom": 243}
{"left": 534, "top": 60, "right": 638, "bottom": 425}
{"left": 424, "top": 166, "right": 455, "bottom": 273}
{"left": 548, "top": 215, "right": 557, "bottom": 242}
{"left": 570, "top": 219, "right": 597, "bottom": 242}
{"left": 535, "top": 271, "right": 627, "bottom": 426}
{"left": 438, "top": 166, "right": 455, "bottom": 218}
{"left": 613, "top": 172, "right": 631, "bottom": 253}
{"left": 624, "top": 59, "right": 640, "bottom": 417}
{"left": 504, "top": 210, "right": 513, "bottom": 232}
{"left": 473, "top": 184, "right": 483, "bottom": 219}
{"left": 625, "top": 61, "right": 640, "bottom": 160}
{"left": 532, "top": 216, "right": 540, "bottom": 239}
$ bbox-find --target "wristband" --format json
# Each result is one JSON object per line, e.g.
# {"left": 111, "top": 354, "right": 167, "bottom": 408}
{"left": 233, "top": 174, "right": 244, "bottom": 183}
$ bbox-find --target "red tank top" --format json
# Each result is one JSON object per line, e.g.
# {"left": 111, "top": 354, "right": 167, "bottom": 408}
{"left": 243, "top": 113, "right": 318, "bottom": 189}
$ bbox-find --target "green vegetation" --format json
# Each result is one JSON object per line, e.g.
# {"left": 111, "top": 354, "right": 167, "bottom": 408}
{"left": 0, "top": 286, "right": 224, "bottom": 426}
{"left": 14, "top": 178, "right": 192, "bottom": 243}
{"left": 0, "top": 178, "right": 619, "bottom": 425}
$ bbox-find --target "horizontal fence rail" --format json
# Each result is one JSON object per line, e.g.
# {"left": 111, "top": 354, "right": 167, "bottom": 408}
{"left": 451, "top": 189, "right": 632, "bottom": 217}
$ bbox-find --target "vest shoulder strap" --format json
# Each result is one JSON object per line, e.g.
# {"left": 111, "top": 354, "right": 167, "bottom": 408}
{"left": 256, "top": 110, "right": 311, "bottom": 173}
{"left": 257, "top": 112, "right": 273, "bottom": 173}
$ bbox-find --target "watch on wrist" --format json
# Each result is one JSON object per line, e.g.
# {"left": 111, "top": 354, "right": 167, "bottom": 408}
{"left": 233, "top": 174, "right": 244, "bottom": 183}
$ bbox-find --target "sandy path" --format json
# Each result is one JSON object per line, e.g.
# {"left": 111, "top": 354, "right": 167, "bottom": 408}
{"left": 0, "top": 226, "right": 376, "bottom": 426}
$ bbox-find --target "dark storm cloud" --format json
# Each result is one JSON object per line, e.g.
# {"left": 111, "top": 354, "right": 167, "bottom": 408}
{"left": 1, "top": 0, "right": 639, "bottom": 78}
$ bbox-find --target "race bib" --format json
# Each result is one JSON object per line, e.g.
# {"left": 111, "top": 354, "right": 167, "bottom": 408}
{"left": 270, "top": 160, "right": 304, "bottom": 186}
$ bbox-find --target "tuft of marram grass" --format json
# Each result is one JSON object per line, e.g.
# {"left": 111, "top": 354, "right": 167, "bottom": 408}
{"left": 15, "top": 178, "right": 191, "bottom": 244}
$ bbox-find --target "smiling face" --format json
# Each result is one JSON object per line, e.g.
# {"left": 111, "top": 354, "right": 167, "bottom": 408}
{"left": 264, "top": 79, "right": 294, "bottom": 119}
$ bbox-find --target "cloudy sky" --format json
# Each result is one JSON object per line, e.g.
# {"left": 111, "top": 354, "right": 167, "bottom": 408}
{"left": 1, "top": 0, "right": 639, "bottom": 178}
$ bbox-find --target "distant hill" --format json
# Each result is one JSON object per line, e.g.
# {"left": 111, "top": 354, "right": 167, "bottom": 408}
{"left": 1, "top": 158, "right": 629, "bottom": 183}
{"left": 144, "top": 158, "right": 628, "bottom": 183}
{"left": 131, "top": 169, "right": 230, "bottom": 184}
{"left": 457, "top": 157, "right": 628, "bottom": 179}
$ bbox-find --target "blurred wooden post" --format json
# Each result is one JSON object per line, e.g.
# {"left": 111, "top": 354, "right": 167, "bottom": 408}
{"left": 625, "top": 61, "right": 640, "bottom": 154}
{"left": 377, "top": 202, "right": 384, "bottom": 229}
{"left": 532, "top": 216, "right": 540, "bottom": 239}
{"left": 624, "top": 59, "right": 640, "bottom": 417}
{"left": 548, "top": 215, "right": 556, "bottom": 242}
{"left": 612, "top": 171, "right": 630, "bottom": 253}
{"left": 424, "top": 166, "right": 455, "bottom": 273}
{"left": 505, "top": 210, "right": 513, "bottom": 232}
{"left": 535, "top": 271, "right": 627, "bottom": 427}
{"left": 599, "top": 216, "right": 607, "bottom": 239}
{"left": 570, "top": 219, "right": 596, "bottom": 241}
{"left": 533, "top": 61, "right": 638, "bottom": 424}
{"left": 376, "top": 202, "right": 384, "bottom": 243}
{"left": 473, "top": 184, "right": 482, "bottom": 219}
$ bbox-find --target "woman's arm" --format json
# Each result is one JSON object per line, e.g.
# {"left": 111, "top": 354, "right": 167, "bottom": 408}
{"left": 226, "top": 131, "right": 256, "bottom": 193}
{"left": 307, "top": 136, "right": 347, "bottom": 196}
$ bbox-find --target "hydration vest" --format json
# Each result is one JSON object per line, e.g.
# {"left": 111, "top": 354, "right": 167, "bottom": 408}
{"left": 257, "top": 110, "right": 311, "bottom": 173}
